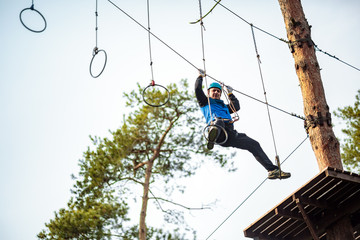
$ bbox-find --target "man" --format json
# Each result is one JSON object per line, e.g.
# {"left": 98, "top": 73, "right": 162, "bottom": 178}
{"left": 195, "top": 71, "right": 290, "bottom": 179}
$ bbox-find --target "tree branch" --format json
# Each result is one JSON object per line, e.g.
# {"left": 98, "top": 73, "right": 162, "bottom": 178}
{"left": 134, "top": 161, "right": 149, "bottom": 170}
{"left": 148, "top": 188, "right": 210, "bottom": 211}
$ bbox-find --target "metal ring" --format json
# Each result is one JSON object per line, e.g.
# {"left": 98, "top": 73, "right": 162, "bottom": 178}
{"left": 89, "top": 49, "right": 107, "bottom": 78}
{"left": 142, "top": 84, "right": 170, "bottom": 107}
{"left": 203, "top": 124, "right": 228, "bottom": 145}
{"left": 19, "top": 6, "right": 47, "bottom": 33}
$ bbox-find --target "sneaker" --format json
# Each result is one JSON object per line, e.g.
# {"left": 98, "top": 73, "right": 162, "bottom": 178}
{"left": 268, "top": 169, "right": 291, "bottom": 180}
{"left": 206, "top": 126, "right": 218, "bottom": 150}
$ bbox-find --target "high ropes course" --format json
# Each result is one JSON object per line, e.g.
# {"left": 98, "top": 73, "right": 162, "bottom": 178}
{"left": 19, "top": 0, "right": 359, "bottom": 238}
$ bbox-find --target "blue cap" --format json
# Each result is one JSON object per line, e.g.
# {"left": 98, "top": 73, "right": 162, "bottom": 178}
{"left": 208, "top": 82, "right": 222, "bottom": 91}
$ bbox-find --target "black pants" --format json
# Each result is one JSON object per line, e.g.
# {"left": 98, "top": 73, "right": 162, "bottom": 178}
{"left": 213, "top": 120, "right": 278, "bottom": 171}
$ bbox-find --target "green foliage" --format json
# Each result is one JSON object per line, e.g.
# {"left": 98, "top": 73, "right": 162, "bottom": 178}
{"left": 38, "top": 79, "right": 233, "bottom": 239}
{"left": 334, "top": 89, "right": 360, "bottom": 173}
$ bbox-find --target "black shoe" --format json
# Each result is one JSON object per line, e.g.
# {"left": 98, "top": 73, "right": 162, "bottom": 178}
{"left": 268, "top": 169, "right": 291, "bottom": 180}
{"left": 207, "top": 127, "right": 218, "bottom": 150}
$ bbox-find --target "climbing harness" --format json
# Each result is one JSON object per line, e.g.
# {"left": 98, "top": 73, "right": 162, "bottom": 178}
{"left": 89, "top": 0, "right": 107, "bottom": 78}
{"left": 19, "top": 0, "right": 47, "bottom": 33}
{"left": 142, "top": 0, "right": 170, "bottom": 107}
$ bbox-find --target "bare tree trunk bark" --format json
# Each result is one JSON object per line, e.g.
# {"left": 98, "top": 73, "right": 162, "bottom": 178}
{"left": 278, "top": 0, "right": 342, "bottom": 171}
{"left": 139, "top": 160, "right": 153, "bottom": 240}
{"left": 326, "top": 217, "right": 355, "bottom": 240}
{"left": 138, "top": 120, "right": 175, "bottom": 240}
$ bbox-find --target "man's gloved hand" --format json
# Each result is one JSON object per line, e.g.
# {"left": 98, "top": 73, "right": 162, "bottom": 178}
{"left": 225, "top": 85, "right": 233, "bottom": 94}
{"left": 199, "top": 69, "right": 206, "bottom": 78}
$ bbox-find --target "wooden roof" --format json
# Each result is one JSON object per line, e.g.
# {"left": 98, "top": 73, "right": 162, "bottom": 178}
{"left": 243, "top": 167, "right": 360, "bottom": 240}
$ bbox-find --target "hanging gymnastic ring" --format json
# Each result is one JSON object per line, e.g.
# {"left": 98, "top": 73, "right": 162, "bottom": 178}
{"left": 203, "top": 124, "right": 228, "bottom": 145}
{"left": 89, "top": 47, "right": 107, "bottom": 78}
{"left": 19, "top": 5, "right": 47, "bottom": 33}
{"left": 142, "top": 81, "right": 170, "bottom": 107}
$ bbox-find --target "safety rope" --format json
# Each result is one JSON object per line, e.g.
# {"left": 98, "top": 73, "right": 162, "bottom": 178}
{"left": 107, "top": 0, "right": 305, "bottom": 121}
{"left": 141, "top": 0, "right": 170, "bottom": 107}
{"left": 222, "top": 85, "right": 239, "bottom": 122}
{"left": 205, "top": 135, "right": 309, "bottom": 239}
{"left": 89, "top": 0, "right": 107, "bottom": 78}
{"left": 196, "top": 0, "right": 214, "bottom": 125}
{"left": 95, "top": 0, "right": 98, "bottom": 48}
{"left": 251, "top": 24, "right": 279, "bottom": 159}
{"left": 147, "top": 0, "right": 155, "bottom": 83}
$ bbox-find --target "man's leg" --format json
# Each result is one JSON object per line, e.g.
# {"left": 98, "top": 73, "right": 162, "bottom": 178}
{"left": 221, "top": 130, "right": 290, "bottom": 179}
{"left": 207, "top": 119, "right": 225, "bottom": 150}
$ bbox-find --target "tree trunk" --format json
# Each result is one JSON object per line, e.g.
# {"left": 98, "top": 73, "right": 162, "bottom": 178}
{"left": 139, "top": 160, "right": 154, "bottom": 240}
{"left": 326, "top": 216, "right": 355, "bottom": 240}
{"left": 278, "top": 1, "right": 354, "bottom": 239}
{"left": 277, "top": 0, "right": 342, "bottom": 171}
{"left": 138, "top": 121, "right": 174, "bottom": 240}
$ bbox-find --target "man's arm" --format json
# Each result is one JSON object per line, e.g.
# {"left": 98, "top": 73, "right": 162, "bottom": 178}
{"left": 227, "top": 93, "right": 240, "bottom": 113}
{"left": 195, "top": 76, "right": 208, "bottom": 107}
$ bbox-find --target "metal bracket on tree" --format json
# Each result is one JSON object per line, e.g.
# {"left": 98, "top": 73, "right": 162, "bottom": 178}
{"left": 304, "top": 111, "right": 332, "bottom": 134}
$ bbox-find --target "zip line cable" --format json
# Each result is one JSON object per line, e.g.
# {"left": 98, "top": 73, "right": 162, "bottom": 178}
{"left": 314, "top": 45, "right": 360, "bottom": 72}
{"left": 205, "top": 134, "right": 309, "bottom": 240}
{"left": 107, "top": 0, "right": 305, "bottom": 121}
{"left": 214, "top": 0, "right": 360, "bottom": 73}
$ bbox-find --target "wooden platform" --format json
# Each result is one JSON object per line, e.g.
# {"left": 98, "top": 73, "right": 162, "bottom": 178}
{"left": 243, "top": 167, "right": 360, "bottom": 240}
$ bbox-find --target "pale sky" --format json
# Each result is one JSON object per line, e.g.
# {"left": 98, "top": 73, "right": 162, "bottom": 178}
{"left": 1, "top": 0, "right": 359, "bottom": 240}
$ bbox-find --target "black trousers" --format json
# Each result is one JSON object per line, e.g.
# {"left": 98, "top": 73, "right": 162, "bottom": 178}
{"left": 213, "top": 120, "right": 278, "bottom": 171}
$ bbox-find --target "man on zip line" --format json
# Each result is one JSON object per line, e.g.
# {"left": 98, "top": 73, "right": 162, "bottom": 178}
{"left": 195, "top": 70, "right": 290, "bottom": 180}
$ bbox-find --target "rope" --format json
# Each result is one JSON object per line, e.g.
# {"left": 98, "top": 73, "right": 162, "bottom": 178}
{"left": 146, "top": 0, "right": 155, "bottom": 82}
{"left": 196, "top": 0, "right": 214, "bottom": 125}
{"left": 251, "top": 24, "right": 279, "bottom": 157}
{"left": 107, "top": 0, "right": 305, "bottom": 121}
{"left": 95, "top": 0, "right": 98, "bottom": 48}
{"left": 205, "top": 134, "right": 309, "bottom": 240}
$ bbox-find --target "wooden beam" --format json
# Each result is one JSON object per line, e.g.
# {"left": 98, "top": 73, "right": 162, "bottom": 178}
{"left": 275, "top": 207, "right": 303, "bottom": 221}
{"left": 326, "top": 169, "right": 360, "bottom": 184}
{"left": 296, "top": 198, "right": 320, "bottom": 240}
{"left": 293, "top": 194, "right": 334, "bottom": 209}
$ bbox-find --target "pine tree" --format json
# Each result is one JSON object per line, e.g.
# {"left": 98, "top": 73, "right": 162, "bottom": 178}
{"left": 38, "top": 79, "right": 234, "bottom": 240}
{"left": 334, "top": 90, "right": 360, "bottom": 173}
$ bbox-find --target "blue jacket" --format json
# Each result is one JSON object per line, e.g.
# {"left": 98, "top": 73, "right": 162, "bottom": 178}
{"left": 195, "top": 76, "right": 240, "bottom": 124}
